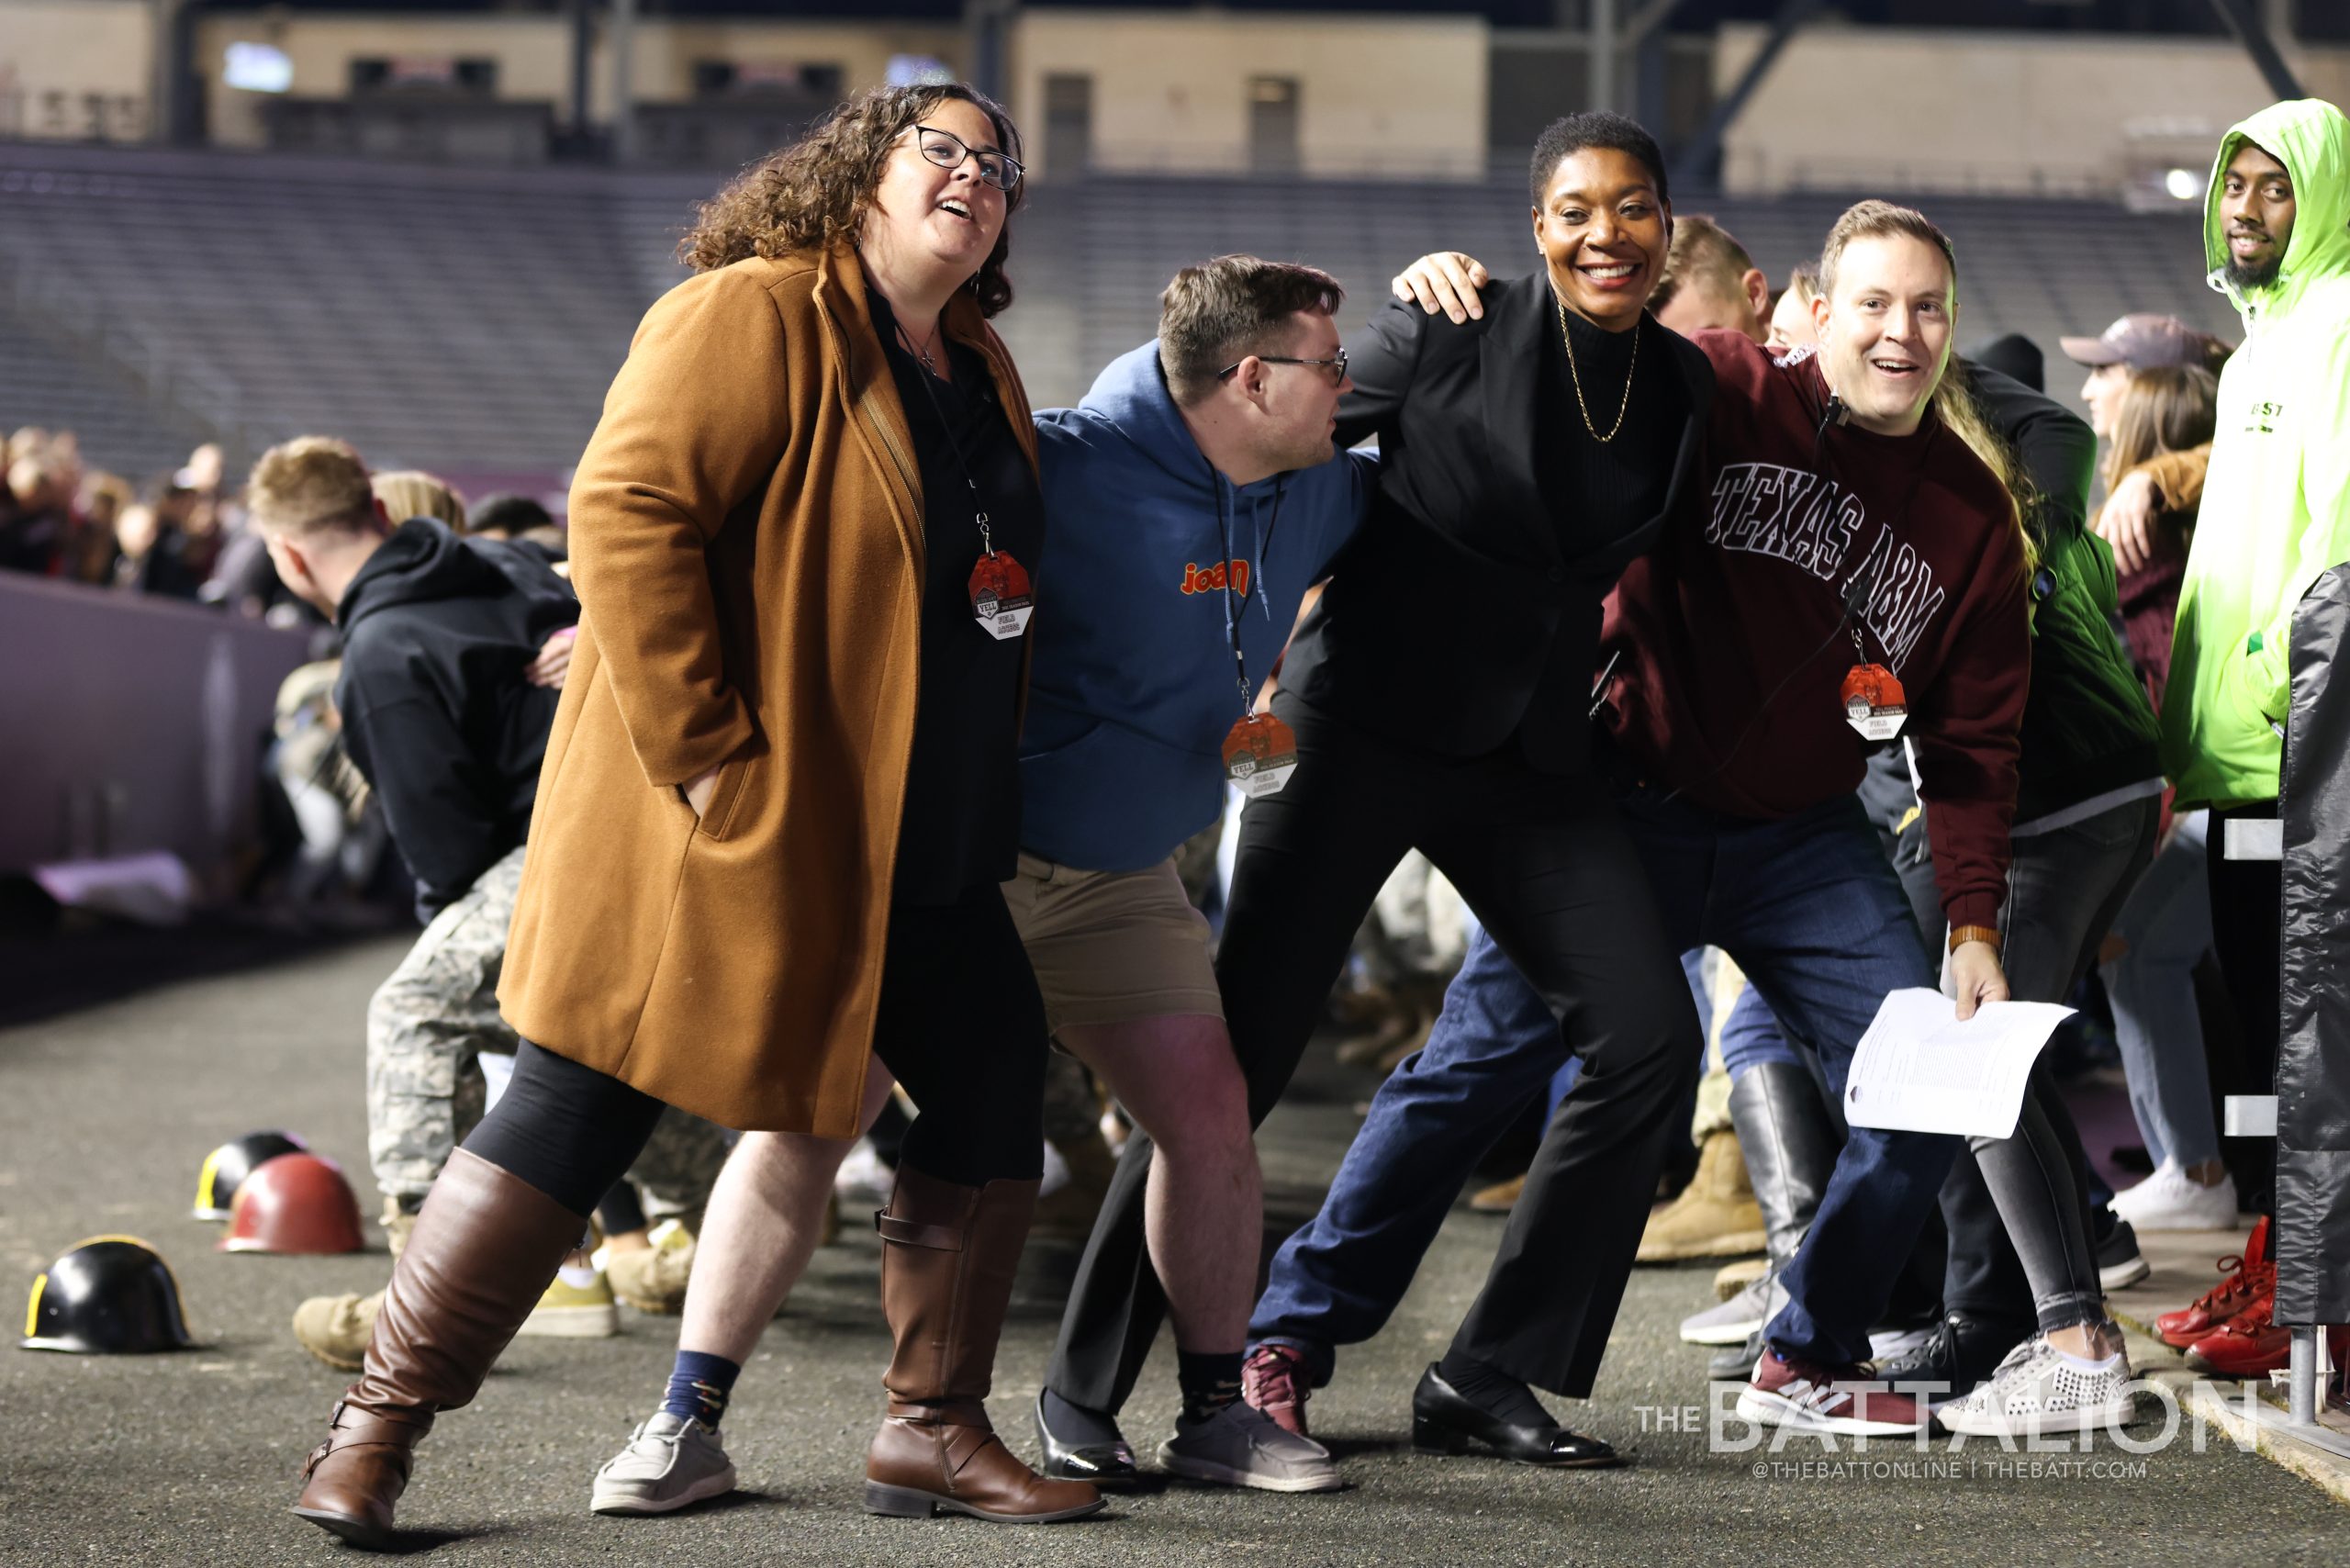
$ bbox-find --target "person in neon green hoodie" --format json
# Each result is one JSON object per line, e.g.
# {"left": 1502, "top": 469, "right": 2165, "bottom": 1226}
{"left": 2161, "top": 98, "right": 2350, "bottom": 1256}
{"left": 2165, "top": 97, "right": 2350, "bottom": 809}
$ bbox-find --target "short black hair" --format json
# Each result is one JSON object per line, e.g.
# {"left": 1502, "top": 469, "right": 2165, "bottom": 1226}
{"left": 1528, "top": 111, "right": 1670, "bottom": 207}
{"left": 467, "top": 494, "right": 554, "bottom": 536}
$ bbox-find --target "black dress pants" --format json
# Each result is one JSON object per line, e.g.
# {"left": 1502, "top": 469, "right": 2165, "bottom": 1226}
{"left": 467, "top": 882, "right": 1049, "bottom": 1211}
{"left": 2208, "top": 801, "right": 2282, "bottom": 1213}
{"left": 1044, "top": 691, "right": 1701, "bottom": 1413}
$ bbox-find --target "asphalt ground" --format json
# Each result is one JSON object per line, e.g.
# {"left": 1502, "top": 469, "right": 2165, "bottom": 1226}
{"left": 1, "top": 934, "right": 2342, "bottom": 1565}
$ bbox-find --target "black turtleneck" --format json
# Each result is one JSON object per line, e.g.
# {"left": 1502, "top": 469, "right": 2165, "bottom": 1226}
{"left": 1513, "top": 304, "right": 1689, "bottom": 771}
{"left": 1535, "top": 306, "right": 1686, "bottom": 557}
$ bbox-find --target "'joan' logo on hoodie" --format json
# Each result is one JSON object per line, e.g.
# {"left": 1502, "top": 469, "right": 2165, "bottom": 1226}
{"left": 1181, "top": 560, "right": 1251, "bottom": 597}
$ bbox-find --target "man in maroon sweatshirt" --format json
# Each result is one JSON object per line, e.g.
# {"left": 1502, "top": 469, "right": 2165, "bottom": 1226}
{"left": 1242, "top": 202, "right": 2031, "bottom": 1450}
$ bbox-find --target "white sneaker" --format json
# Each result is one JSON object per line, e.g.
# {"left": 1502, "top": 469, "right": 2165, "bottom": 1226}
{"left": 833, "top": 1138, "right": 893, "bottom": 1205}
{"left": 1867, "top": 1323, "right": 1939, "bottom": 1361}
{"left": 1936, "top": 1337, "right": 2134, "bottom": 1437}
{"left": 2111, "top": 1161, "right": 2240, "bottom": 1232}
{"left": 1681, "top": 1271, "right": 1783, "bottom": 1347}
{"left": 590, "top": 1411, "right": 739, "bottom": 1514}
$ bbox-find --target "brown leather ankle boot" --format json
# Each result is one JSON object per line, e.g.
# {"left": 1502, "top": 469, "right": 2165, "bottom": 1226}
{"left": 864, "top": 1167, "right": 1103, "bottom": 1523}
{"left": 291, "top": 1149, "right": 588, "bottom": 1550}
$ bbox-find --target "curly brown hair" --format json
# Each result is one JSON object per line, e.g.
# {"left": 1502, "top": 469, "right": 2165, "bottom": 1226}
{"left": 678, "top": 84, "right": 1024, "bottom": 318}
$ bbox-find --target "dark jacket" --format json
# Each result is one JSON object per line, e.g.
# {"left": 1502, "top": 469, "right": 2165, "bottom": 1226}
{"left": 333, "top": 518, "right": 576, "bottom": 917}
{"left": 1966, "top": 364, "right": 2162, "bottom": 824}
{"left": 2277, "top": 560, "right": 2350, "bottom": 1325}
{"left": 1282, "top": 273, "right": 1714, "bottom": 760}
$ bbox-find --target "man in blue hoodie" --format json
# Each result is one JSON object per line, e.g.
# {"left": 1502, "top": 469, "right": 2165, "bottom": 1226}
{"left": 592, "top": 258, "right": 1374, "bottom": 1512}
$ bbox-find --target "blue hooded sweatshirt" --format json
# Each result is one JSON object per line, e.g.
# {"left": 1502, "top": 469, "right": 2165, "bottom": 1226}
{"left": 1022, "top": 342, "right": 1373, "bottom": 871}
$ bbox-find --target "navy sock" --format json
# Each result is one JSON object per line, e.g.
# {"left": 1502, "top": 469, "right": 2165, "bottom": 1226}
{"left": 662, "top": 1350, "right": 741, "bottom": 1430}
{"left": 1178, "top": 1349, "right": 1244, "bottom": 1420}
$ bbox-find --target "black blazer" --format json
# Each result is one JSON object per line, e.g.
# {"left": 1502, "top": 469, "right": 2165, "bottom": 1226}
{"left": 1282, "top": 271, "right": 1715, "bottom": 759}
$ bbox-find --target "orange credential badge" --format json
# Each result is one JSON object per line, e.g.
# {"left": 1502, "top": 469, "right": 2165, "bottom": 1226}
{"left": 1222, "top": 711, "right": 1299, "bottom": 798}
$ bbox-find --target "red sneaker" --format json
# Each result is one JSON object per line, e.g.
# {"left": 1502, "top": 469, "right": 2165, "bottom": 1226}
{"left": 1735, "top": 1351, "right": 1930, "bottom": 1435}
{"left": 2157, "top": 1216, "right": 2273, "bottom": 1350}
{"left": 1242, "top": 1344, "right": 1314, "bottom": 1438}
{"left": 2188, "top": 1287, "right": 2292, "bottom": 1379}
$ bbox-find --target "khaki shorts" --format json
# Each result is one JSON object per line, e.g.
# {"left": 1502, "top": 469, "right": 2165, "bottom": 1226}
{"left": 1000, "top": 852, "right": 1224, "bottom": 1035}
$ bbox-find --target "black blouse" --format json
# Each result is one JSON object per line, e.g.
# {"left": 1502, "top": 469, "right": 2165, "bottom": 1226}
{"left": 868, "top": 290, "right": 1045, "bottom": 905}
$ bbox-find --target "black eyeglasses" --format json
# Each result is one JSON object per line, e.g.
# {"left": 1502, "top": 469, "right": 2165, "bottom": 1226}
{"left": 911, "top": 124, "right": 1023, "bottom": 192}
{"left": 1216, "top": 348, "right": 1350, "bottom": 386}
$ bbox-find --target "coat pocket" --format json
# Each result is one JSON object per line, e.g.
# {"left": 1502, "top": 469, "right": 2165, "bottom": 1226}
{"left": 690, "top": 749, "right": 760, "bottom": 843}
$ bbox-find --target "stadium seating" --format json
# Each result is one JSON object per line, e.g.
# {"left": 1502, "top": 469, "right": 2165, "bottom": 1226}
{"left": 0, "top": 140, "right": 2239, "bottom": 481}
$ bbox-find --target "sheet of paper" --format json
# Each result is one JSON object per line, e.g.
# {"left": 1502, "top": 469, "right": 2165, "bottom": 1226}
{"left": 1841, "top": 989, "right": 2076, "bottom": 1139}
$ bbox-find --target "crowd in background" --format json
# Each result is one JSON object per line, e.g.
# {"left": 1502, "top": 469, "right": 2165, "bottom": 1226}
{"left": 0, "top": 430, "right": 280, "bottom": 609}
{"left": 0, "top": 426, "right": 565, "bottom": 619}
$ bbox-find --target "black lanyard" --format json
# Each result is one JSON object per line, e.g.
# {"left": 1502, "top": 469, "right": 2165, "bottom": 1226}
{"left": 895, "top": 320, "right": 999, "bottom": 560}
{"left": 1818, "top": 409, "right": 1939, "bottom": 666}
{"left": 1214, "top": 478, "right": 1286, "bottom": 712}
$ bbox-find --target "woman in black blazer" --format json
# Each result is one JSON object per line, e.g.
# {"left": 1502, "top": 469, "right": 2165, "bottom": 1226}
{"left": 1037, "top": 112, "right": 1715, "bottom": 1472}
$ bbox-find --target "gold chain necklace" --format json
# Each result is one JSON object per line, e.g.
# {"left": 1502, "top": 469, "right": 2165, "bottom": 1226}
{"left": 1555, "top": 298, "right": 1639, "bottom": 442}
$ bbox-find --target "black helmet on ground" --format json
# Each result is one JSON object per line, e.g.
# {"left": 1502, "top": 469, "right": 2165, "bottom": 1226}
{"left": 192, "top": 1130, "right": 308, "bottom": 1221}
{"left": 21, "top": 1236, "right": 195, "bottom": 1354}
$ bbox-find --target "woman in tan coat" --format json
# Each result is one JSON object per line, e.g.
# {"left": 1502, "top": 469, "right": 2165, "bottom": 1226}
{"left": 292, "top": 84, "right": 1102, "bottom": 1547}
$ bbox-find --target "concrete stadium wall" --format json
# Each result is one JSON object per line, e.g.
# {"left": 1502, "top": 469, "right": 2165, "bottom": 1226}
{"left": 0, "top": 573, "right": 312, "bottom": 883}
{"left": 194, "top": 12, "right": 575, "bottom": 150}
{"left": 587, "top": 21, "right": 964, "bottom": 119}
{"left": 1008, "top": 9, "right": 1488, "bottom": 183}
{"left": 192, "top": 10, "right": 966, "bottom": 147}
{"left": 0, "top": 0, "right": 151, "bottom": 143}
{"left": 1718, "top": 24, "right": 2350, "bottom": 197}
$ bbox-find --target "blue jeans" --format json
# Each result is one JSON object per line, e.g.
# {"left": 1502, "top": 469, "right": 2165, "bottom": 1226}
{"left": 1252, "top": 788, "right": 1953, "bottom": 1376}
{"left": 2098, "top": 810, "right": 2221, "bottom": 1170}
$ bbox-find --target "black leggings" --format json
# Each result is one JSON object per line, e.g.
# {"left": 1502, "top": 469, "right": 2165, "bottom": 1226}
{"left": 2208, "top": 802, "right": 2281, "bottom": 1213}
{"left": 464, "top": 883, "right": 1050, "bottom": 1211}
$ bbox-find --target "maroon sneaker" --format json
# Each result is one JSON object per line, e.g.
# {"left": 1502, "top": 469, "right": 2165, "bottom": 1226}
{"left": 1242, "top": 1344, "right": 1314, "bottom": 1438}
{"left": 1736, "top": 1351, "right": 1930, "bottom": 1435}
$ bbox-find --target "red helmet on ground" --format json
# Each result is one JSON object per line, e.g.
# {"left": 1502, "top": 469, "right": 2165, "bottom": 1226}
{"left": 219, "top": 1153, "right": 364, "bottom": 1255}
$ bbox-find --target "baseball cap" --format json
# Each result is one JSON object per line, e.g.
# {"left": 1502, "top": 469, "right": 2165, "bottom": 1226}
{"left": 2059, "top": 313, "right": 2230, "bottom": 373}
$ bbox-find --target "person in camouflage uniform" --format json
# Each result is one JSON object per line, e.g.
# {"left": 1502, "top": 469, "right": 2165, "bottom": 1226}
{"left": 241, "top": 440, "right": 727, "bottom": 1370}
{"left": 302, "top": 837, "right": 725, "bottom": 1365}
{"left": 366, "top": 843, "right": 727, "bottom": 1239}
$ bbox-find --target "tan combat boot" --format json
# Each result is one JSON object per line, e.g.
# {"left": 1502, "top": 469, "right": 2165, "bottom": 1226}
{"left": 1635, "top": 1129, "right": 1766, "bottom": 1262}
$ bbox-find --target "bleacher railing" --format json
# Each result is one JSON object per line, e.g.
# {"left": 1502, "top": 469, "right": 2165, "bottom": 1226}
{"left": 0, "top": 247, "right": 274, "bottom": 475}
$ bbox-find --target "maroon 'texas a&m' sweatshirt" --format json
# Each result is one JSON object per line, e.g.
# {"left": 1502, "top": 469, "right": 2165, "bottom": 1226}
{"left": 1599, "top": 330, "right": 2031, "bottom": 931}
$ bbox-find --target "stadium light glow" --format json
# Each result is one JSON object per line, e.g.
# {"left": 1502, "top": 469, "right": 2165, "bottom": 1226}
{"left": 886, "top": 55, "right": 953, "bottom": 88}
{"left": 224, "top": 43, "right": 294, "bottom": 95}
{"left": 2165, "top": 167, "right": 2201, "bottom": 201}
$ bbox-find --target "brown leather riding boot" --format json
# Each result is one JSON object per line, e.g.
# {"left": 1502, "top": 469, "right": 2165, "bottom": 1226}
{"left": 291, "top": 1149, "right": 587, "bottom": 1550}
{"left": 864, "top": 1167, "right": 1103, "bottom": 1523}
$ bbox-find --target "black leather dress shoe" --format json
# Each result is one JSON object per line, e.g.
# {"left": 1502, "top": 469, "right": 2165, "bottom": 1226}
{"left": 1034, "top": 1390, "right": 1140, "bottom": 1486}
{"left": 1410, "top": 1364, "right": 1621, "bottom": 1468}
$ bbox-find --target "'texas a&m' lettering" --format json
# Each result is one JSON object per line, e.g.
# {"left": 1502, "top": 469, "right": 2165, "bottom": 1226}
{"left": 1181, "top": 560, "right": 1251, "bottom": 597}
{"left": 1707, "top": 463, "right": 1946, "bottom": 676}
{"left": 1706, "top": 463, "right": 1863, "bottom": 579}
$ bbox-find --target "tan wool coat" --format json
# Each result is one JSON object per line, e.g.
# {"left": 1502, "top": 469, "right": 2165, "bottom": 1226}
{"left": 498, "top": 243, "right": 1038, "bottom": 1136}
